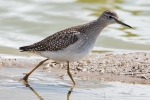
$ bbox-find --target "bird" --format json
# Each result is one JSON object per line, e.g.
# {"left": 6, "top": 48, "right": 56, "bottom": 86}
{"left": 19, "top": 10, "right": 132, "bottom": 86}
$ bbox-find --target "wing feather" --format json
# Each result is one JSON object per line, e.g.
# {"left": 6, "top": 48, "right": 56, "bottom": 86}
{"left": 19, "top": 30, "right": 80, "bottom": 52}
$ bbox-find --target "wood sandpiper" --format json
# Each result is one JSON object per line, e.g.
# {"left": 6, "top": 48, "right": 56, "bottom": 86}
{"left": 19, "top": 10, "right": 132, "bottom": 86}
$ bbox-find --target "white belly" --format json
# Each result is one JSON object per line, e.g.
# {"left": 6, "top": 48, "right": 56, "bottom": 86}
{"left": 40, "top": 39, "right": 95, "bottom": 62}
{"left": 40, "top": 50, "right": 88, "bottom": 62}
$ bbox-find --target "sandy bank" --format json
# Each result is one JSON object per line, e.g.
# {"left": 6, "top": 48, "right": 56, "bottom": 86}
{"left": 0, "top": 52, "right": 150, "bottom": 84}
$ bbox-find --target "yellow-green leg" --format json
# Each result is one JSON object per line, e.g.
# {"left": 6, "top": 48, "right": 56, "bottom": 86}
{"left": 23, "top": 58, "right": 49, "bottom": 83}
{"left": 67, "top": 61, "right": 76, "bottom": 85}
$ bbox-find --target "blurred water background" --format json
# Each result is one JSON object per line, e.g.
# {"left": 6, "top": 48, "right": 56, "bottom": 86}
{"left": 0, "top": 0, "right": 150, "bottom": 57}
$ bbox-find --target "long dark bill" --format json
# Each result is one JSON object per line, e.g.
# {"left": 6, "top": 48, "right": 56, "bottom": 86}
{"left": 115, "top": 19, "right": 132, "bottom": 28}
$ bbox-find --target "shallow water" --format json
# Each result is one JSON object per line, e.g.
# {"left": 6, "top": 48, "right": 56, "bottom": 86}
{"left": 0, "top": 67, "right": 150, "bottom": 100}
{"left": 0, "top": 0, "right": 150, "bottom": 56}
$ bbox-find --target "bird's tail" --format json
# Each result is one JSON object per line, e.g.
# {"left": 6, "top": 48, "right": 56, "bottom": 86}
{"left": 19, "top": 46, "right": 31, "bottom": 52}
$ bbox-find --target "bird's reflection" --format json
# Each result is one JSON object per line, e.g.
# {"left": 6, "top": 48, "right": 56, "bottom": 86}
{"left": 67, "top": 86, "right": 73, "bottom": 100}
{"left": 23, "top": 81, "right": 74, "bottom": 100}
{"left": 23, "top": 81, "right": 44, "bottom": 100}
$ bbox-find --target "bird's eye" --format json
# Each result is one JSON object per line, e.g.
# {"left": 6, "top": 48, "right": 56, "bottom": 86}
{"left": 108, "top": 16, "right": 113, "bottom": 19}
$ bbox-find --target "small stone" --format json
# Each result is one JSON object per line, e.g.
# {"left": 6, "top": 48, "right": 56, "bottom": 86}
{"left": 71, "top": 67, "right": 74, "bottom": 70}
{"left": 76, "top": 66, "right": 82, "bottom": 71}
{"left": 106, "top": 54, "right": 113, "bottom": 56}
{"left": 43, "top": 64, "right": 50, "bottom": 69}
{"left": 99, "top": 69, "right": 105, "bottom": 73}
{"left": 91, "top": 68, "right": 95, "bottom": 72}
{"left": 141, "top": 75, "right": 148, "bottom": 79}
{"left": 82, "top": 68, "right": 87, "bottom": 72}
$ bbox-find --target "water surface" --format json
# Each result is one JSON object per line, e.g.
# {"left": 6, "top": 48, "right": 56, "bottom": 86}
{"left": 0, "top": 67, "right": 150, "bottom": 100}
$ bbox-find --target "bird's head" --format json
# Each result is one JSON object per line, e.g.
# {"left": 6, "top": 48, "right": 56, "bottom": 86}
{"left": 100, "top": 10, "right": 132, "bottom": 28}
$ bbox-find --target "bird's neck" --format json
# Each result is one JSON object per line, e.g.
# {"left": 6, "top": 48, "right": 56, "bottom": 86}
{"left": 86, "top": 18, "right": 107, "bottom": 40}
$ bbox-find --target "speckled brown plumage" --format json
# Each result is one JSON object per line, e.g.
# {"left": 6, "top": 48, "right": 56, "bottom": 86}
{"left": 19, "top": 24, "right": 88, "bottom": 52}
{"left": 20, "top": 33, "right": 77, "bottom": 52}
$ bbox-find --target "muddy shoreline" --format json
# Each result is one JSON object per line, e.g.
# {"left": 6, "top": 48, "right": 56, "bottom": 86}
{"left": 0, "top": 52, "right": 150, "bottom": 84}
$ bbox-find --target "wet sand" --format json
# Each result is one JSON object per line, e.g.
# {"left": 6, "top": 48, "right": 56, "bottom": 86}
{"left": 0, "top": 52, "right": 150, "bottom": 84}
